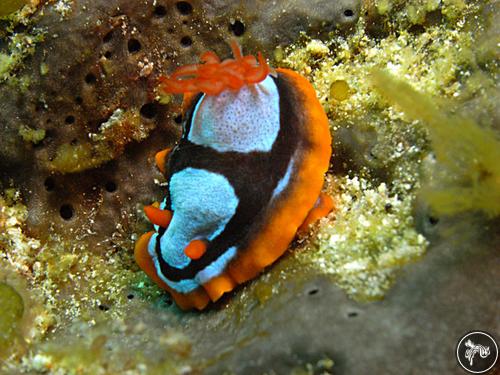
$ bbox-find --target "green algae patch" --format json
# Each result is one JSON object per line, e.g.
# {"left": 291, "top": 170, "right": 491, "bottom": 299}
{"left": 0, "top": 25, "right": 45, "bottom": 83}
{"left": 18, "top": 124, "right": 46, "bottom": 144}
{"left": 0, "top": 0, "right": 27, "bottom": 18}
{"left": 329, "top": 80, "right": 350, "bottom": 101}
{"left": 0, "top": 282, "right": 24, "bottom": 354}
{"left": 49, "top": 108, "right": 154, "bottom": 173}
{"left": 371, "top": 69, "right": 500, "bottom": 217}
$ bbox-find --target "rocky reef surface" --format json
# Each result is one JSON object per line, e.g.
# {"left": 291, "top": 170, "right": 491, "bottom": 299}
{"left": 1, "top": 0, "right": 499, "bottom": 374}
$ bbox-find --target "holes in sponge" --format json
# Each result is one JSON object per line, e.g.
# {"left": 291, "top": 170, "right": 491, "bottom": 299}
{"left": 140, "top": 103, "right": 158, "bottom": 119}
{"left": 98, "top": 304, "right": 110, "bottom": 311}
{"left": 174, "top": 114, "right": 183, "bottom": 124}
{"left": 60, "top": 204, "right": 74, "bottom": 220}
{"left": 35, "top": 101, "right": 46, "bottom": 112}
{"left": 127, "top": 38, "right": 141, "bottom": 53}
{"left": 44, "top": 177, "right": 55, "bottom": 191}
{"left": 175, "top": 1, "right": 193, "bottom": 15}
{"left": 229, "top": 20, "right": 245, "bottom": 36}
{"left": 344, "top": 9, "right": 354, "bottom": 17}
{"left": 85, "top": 73, "right": 96, "bottom": 84}
{"left": 65, "top": 115, "right": 75, "bottom": 125}
{"left": 180, "top": 36, "right": 192, "bottom": 47}
{"left": 307, "top": 288, "right": 319, "bottom": 296}
{"left": 103, "top": 30, "right": 113, "bottom": 43}
{"left": 428, "top": 216, "right": 439, "bottom": 225}
{"left": 105, "top": 181, "right": 117, "bottom": 193}
{"left": 154, "top": 5, "right": 167, "bottom": 17}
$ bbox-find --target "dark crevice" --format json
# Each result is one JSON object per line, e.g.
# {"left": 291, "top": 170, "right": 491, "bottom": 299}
{"left": 174, "top": 114, "right": 183, "bottom": 124}
{"left": 44, "top": 177, "right": 55, "bottom": 191}
{"left": 308, "top": 288, "right": 319, "bottom": 296}
{"left": 344, "top": 9, "right": 354, "bottom": 17}
{"left": 103, "top": 30, "right": 113, "bottom": 43}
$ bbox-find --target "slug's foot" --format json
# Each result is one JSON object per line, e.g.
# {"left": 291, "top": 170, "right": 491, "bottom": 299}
{"left": 134, "top": 231, "right": 156, "bottom": 280}
{"left": 144, "top": 204, "right": 173, "bottom": 228}
{"left": 298, "top": 192, "right": 335, "bottom": 234}
{"left": 202, "top": 273, "right": 237, "bottom": 302}
{"left": 155, "top": 147, "right": 172, "bottom": 175}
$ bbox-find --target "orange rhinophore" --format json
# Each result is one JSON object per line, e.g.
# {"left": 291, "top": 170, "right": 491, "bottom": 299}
{"left": 158, "top": 40, "right": 271, "bottom": 96}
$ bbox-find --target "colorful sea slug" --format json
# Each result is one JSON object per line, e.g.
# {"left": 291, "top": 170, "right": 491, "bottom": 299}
{"left": 134, "top": 42, "right": 333, "bottom": 310}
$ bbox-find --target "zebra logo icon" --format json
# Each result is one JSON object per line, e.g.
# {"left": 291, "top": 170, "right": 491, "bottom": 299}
{"left": 456, "top": 331, "right": 498, "bottom": 374}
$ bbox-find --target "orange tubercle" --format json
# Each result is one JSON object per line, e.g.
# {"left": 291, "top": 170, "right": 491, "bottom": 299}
{"left": 144, "top": 205, "right": 173, "bottom": 228}
{"left": 155, "top": 147, "right": 172, "bottom": 175}
{"left": 158, "top": 40, "right": 271, "bottom": 96}
{"left": 184, "top": 239, "right": 207, "bottom": 260}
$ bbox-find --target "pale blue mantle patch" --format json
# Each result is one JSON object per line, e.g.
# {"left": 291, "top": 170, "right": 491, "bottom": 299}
{"left": 158, "top": 168, "right": 238, "bottom": 269}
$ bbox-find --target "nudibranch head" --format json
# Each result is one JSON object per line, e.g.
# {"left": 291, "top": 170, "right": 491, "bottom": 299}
{"left": 135, "top": 43, "right": 333, "bottom": 310}
{"left": 158, "top": 40, "right": 271, "bottom": 96}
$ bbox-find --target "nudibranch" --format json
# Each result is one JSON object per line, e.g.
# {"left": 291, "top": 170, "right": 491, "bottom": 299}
{"left": 135, "top": 42, "right": 333, "bottom": 310}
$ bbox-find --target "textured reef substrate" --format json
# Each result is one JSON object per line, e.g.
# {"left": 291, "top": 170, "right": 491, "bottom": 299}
{"left": 1, "top": 0, "right": 499, "bottom": 374}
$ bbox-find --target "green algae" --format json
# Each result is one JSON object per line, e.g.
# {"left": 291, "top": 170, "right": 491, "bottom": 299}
{"left": 0, "top": 26, "right": 45, "bottom": 83}
{"left": 0, "top": 0, "right": 27, "bottom": 18}
{"left": 18, "top": 124, "right": 46, "bottom": 144}
{"left": 49, "top": 108, "right": 154, "bottom": 173}
{"left": 370, "top": 0, "right": 468, "bottom": 27}
{"left": 0, "top": 282, "right": 24, "bottom": 356}
{"left": 329, "top": 80, "right": 350, "bottom": 101}
{"left": 25, "top": 319, "right": 195, "bottom": 374}
{"left": 371, "top": 69, "right": 500, "bottom": 217}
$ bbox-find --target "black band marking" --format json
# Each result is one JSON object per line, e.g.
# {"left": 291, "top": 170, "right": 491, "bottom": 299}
{"left": 155, "top": 74, "right": 309, "bottom": 282}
